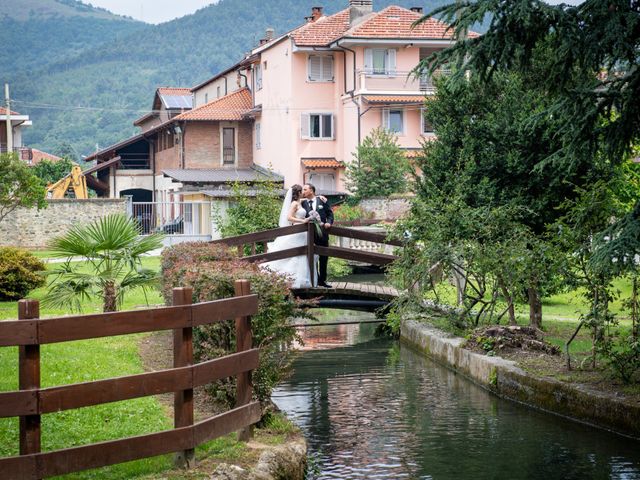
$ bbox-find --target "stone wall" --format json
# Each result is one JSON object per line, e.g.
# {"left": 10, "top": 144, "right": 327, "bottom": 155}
{"left": 401, "top": 320, "right": 640, "bottom": 439}
{"left": 359, "top": 195, "right": 411, "bottom": 220}
{"left": 0, "top": 199, "right": 128, "bottom": 249}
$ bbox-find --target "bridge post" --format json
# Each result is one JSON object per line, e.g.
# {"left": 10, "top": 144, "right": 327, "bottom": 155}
{"left": 234, "top": 279, "right": 254, "bottom": 441}
{"left": 307, "top": 222, "right": 315, "bottom": 286}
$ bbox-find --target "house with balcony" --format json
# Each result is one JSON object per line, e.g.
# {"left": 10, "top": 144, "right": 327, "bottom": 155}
{"left": 0, "top": 106, "right": 33, "bottom": 158}
{"left": 242, "top": 0, "right": 476, "bottom": 192}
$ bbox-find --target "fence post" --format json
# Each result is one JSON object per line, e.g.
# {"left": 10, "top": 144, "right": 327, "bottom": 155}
{"left": 307, "top": 222, "right": 315, "bottom": 287}
{"left": 234, "top": 279, "right": 253, "bottom": 441}
{"left": 18, "top": 299, "right": 41, "bottom": 460}
{"left": 172, "top": 287, "right": 195, "bottom": 468}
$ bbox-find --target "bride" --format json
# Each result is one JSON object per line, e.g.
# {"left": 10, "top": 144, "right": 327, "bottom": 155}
{"left": 263, "top": 184, "right": 316, "bottom": 288}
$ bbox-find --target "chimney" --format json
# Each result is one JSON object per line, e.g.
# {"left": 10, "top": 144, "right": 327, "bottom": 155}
{"left": 311, "top": 6, "right": 324, "bottom": 21}
{"left": 349, "top": 0, "right": 373, "bottom": 26}
{"left": 410, "top": 7, "right": 423, "bottom": 14}
{"left": 305, "top": 15, "right": 314, "bottom": 23}
{"left": 259, "top": 38, "right": 268, "bottom": 45}
{"left": 265, "top": 28, "right": 275, "bottom": 41}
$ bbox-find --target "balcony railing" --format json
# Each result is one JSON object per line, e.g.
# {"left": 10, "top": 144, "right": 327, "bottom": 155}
{"left": 0, "top": 146, "right": 34, "bottom": 162}
{"left": 356, "top": 69, "right": 450, "bottom": 94}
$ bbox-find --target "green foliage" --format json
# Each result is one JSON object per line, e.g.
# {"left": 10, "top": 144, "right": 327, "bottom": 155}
{"left": 0, "top": 248, "right": 46, "bottom": 300}
{"left": 212, "top": 181, "right": 281, "bottom": 241}
{"left": 31, "top": 157, "right": 75, "bottom": 187}
{"left": 327, "top": 259, "right": 351, "bottom": 279}
{"left": 346, "top": 127, "right": 409, "bottom": 200}
{"left": 597, "top": 334, "right": 640, "bottom": 384}
{"left": 44, "top": 213, "right": 164, "bottom": 312}
{"left": 160, "top": 242, "right": 310, "bottom": 407}
{"left": 332, "top": 204, "right": 374, "bottom": 223}
{"left": 0, "top": 153, "right": 47, "bottom": 223}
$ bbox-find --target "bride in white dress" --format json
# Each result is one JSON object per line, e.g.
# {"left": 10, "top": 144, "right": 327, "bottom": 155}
{"left": 263, "top": 184, "right": 317, "bottom": 288}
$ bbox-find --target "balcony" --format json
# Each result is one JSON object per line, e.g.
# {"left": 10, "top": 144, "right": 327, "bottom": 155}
{"left": 356, "top": 69, "right": 450, "bottom": 94}
{"left": 0, "top": 145, "right": 34, "bottom": 162}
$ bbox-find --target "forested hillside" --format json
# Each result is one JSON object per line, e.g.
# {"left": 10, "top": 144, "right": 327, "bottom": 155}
{"left": 3, "top": 0, "right": 454, "bottom": 157}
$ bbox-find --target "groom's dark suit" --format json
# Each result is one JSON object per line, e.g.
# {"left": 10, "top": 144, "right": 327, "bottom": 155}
{"left": 302, "top": 196, "right": 334, "bottom": 286}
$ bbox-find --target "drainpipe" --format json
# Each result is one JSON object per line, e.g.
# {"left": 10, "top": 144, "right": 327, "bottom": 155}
{"left": 335, "top": 42, "right": 363, "bottom": 147}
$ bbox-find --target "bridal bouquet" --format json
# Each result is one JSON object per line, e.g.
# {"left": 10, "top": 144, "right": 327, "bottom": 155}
{"left": 308, "top": 210, "right": 323, "bottom": 236}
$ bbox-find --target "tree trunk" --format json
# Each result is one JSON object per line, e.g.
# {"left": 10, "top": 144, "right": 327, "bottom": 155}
{"left": 498, "top": 277, "right": 516, "bottom": 325}
{"left": 528, "top": 285, "right": 542, "bottom": 329}
{"left": 103, "top": 281, "right": 117, "bottom": 313}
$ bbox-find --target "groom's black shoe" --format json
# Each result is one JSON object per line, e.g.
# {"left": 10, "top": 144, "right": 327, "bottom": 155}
{"left": 318, "top": 282, "right": 332, "bottom": 288}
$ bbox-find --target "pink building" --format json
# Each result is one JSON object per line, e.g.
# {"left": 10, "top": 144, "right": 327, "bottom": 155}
{"left": 191, "top": 0, "right": 476, "bottom": 192}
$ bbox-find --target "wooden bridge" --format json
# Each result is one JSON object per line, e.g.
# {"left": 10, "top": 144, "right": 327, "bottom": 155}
{"left": 211, "top": 223, "right": 402, "bottom": 312}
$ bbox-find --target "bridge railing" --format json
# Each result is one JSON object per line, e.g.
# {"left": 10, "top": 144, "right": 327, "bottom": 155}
{"left": 211, "top": 224, "right": 403, "bottom": 285}
{"left": 0, "top": 281, "right": 260, "bottom": 479}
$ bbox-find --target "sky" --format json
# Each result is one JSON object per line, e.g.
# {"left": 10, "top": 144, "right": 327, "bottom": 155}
{"left": 86, "top": 0, "right": 218, "bottom": 24}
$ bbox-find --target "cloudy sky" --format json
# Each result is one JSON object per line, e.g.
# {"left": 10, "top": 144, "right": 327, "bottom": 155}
{"left": 86, "top": 0, "right": 218, "bottom": 24}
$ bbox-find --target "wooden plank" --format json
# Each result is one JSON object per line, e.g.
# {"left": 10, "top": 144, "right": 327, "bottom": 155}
{"left": 193, "top": 402, "right": 262, "bottom": 446}
{"left": 191, "top": 295, "right": 259, "bottom": 327}
{"left": 307, "top": 223, "right": 315, "bottom": 287}
{"left": 193, "top": 349, "right": 259, "bottom": 387}
{"left": 37, "top": 305, "right": 191, "bottom": 344}
{"left": 241, "top": 246, "right": 306, "bottom": 264}
{"left": 0, "top": 390, "right": 37, "bottom": 417}
{"left": 38, "top": 366, "right": 192, "bottom": 414}
{"left": 37, "top": 426, "right": 193, "bottom": 478}
{"left": 18, "top": 300, "right": 40, "bottom": 457}
{"left": 234, "top": 280, "right": 253, "bottom": 441}
{"left": 209, "top": 224, "right": 306, "bottom": 247}
{"left": 0, "top": 321, "right": 38, "bottom": 346}
{"left": 172, "top": 287, "right": 194, "bottom": 468}
{"left": 329, "top": 226, "right": 403, "bottom": 246}
{"left": 314, "top": 246, "right": 398, "bottom": 265}
{"left": 0, "top": 455, "right": 37, "bottom": 479}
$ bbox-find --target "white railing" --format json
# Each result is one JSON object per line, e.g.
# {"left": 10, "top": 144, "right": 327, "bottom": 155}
{"left": 131, "top": 201, "right": 212, "bottom": 236}
{"left": 357, "top": 69, "right": 450, "bottom": 93}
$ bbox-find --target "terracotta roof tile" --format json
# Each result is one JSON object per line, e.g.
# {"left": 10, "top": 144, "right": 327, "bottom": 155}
{"left": 290, "top": 9, "right": 351, "bottom": 46}
{"left": 175, "top": 88, "right": 252, "bottom": 121}
{"left": 364, "top": 95, "right": 426, "bottom": 104}
{"left": 29, "top": 148, "right": 62, "bottom": 164}
{"left": 157, "top": 87, "right": 192, "bottom": 95}
{"left": 289, "top": 6, "right": 478, "bottom": 47}
{"left": 0, "top": 107, "right": 20, "bottom": 115}
{"left": 348, "top": 6, "right": 479, "bottom": 39}
{"left": 301, "top": 158, "right": 345, "bottom": 169}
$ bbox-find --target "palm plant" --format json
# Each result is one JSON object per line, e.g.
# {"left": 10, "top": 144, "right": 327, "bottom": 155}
{"left": 44, "top": 213, "right": 164, "bottom": 312}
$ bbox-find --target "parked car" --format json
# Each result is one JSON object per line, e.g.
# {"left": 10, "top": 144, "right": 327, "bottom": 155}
{"left": 154, "top": 215, "right": 183, "bottom": 234}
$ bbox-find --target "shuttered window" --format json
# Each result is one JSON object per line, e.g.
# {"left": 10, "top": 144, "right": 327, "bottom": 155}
{"left": 255, "top": 64, "right": 263, "bottom": 90}
{"left": 382, "top": 108, "right": 404, "bottom": 134}
{"left": 421, "top": 108, "right": 434, "bottom": 135}
{"left": 308, "top": 55, "right": 334, "bottom": 82}
{"left": 255, "top": 122, "right": 261, "bottom": 149}
{"left": 301, "top": 113, "right": 334, "bottom": 139}
{"left": 364, "top": 48, "right": 397, "bottom": 75}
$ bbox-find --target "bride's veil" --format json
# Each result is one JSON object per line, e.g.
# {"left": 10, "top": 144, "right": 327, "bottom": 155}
{"left": 278, "top": 188, "right": 293, "bottom": 228}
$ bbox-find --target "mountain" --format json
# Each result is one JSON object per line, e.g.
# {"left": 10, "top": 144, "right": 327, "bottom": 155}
{"left": 3, "top": 0, "right": 457, "bottom": 158}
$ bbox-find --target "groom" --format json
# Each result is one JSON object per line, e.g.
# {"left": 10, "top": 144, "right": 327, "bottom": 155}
{"left": 302, "top": 183, "right": 334, "bottom": 288}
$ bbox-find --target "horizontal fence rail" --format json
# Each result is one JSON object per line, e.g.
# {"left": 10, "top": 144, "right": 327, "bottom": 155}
{"left": 0, "top": 281, "right": 260, "bottom": 479}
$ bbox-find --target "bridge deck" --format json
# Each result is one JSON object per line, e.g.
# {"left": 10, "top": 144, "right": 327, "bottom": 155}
{"left": 293, "top": 282, "right": 399, "bottom": 301}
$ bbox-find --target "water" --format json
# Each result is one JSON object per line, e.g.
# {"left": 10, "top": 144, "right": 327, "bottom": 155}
{"left": 273, "top": 311, "right": 640, "bottom": 479}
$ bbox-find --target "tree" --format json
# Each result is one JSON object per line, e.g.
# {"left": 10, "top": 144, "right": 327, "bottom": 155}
{"left": 44, "top": 213, "right": 164, "bottom": 312}
{"left": 32, "top": 157, "right": 74, "bottom": 187}
{"left": 416, "top": 0, "right": 639, "bottom": 164}
{"left": 346, "top": 127, "right": 409, "bottom": 200}
{"left": 0, "top": 153, "right": 47, "bottom": 223}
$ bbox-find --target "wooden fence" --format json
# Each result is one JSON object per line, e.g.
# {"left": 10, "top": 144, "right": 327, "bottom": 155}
{"left": 0, "top": 280, "right": 261, "bottom": 479}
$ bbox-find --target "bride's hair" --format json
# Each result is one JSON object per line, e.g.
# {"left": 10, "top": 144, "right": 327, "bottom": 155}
{"left": 291, "top": 184, "right": 302, "bottom": 201}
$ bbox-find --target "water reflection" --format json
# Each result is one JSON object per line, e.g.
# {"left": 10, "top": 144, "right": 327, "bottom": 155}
{"left": 273, "top": 311, "right": 640, "bottom": 479}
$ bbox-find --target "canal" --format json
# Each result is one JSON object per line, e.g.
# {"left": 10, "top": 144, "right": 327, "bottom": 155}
{"left": 272, "top": 310, "right": 640, "bottom": 480}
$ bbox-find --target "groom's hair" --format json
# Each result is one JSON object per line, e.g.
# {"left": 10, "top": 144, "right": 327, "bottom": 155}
{"left": 304, "top": 183, "right": 316, "bottom": 193}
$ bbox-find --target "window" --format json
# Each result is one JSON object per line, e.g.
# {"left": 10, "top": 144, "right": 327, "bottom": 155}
{"left": 204, "top": 93, "right": 208, "bottom": 104}
{"left": 382, "top": 108, "right": 404, "bottom": 134}
{"left": 255, "top": 122, "right": 261, "bottom": 149}
{"left": 364, "top": 48, "right": 396, "bottom": 75}
{"left": 300, "top": 113, "right": 334, "bottom": 140}
{"left": 222, "top": 127, "right": 235, "bottom": 164}
{"left": 308, "top": 172, "right": 335, "bottom": 191}
{"left": 255, "top": 63, "right": 262, "bottom": 90}
{"left": 216, "top": 86, "right": 221, "bottom": 98}
{"left": 308, "top": 55, "right": 334, "bottom": 82}
{"left": 421, "top": 108, "right": 434, "bottom": 135}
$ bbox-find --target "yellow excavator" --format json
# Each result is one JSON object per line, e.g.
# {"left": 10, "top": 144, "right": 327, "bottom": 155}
{"left": 46, "top": 164, "right": 88, "bottom": 199}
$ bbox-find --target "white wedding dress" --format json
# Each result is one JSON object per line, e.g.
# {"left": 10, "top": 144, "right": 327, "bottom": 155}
{"left": 262, "top": 194, "right": 316, "bottom": 288}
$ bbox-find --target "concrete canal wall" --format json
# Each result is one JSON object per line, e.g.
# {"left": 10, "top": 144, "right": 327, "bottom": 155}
{"left": 401, "top": 319, "right": 640, "bottom": 439}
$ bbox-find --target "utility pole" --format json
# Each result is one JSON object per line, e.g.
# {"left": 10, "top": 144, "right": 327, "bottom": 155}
{"left": 5, "top": 83, "right": 12, "bottom": 153}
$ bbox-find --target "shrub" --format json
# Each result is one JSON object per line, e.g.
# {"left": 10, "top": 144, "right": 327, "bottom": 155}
{"left": 333, "top": 204, "right": 374, "bottom": 224}
{"left": 161, "top": 242, "right": 309, "bottom": 408}
{"left": 0, "top": 248, "right": 46, "bottom": 300}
